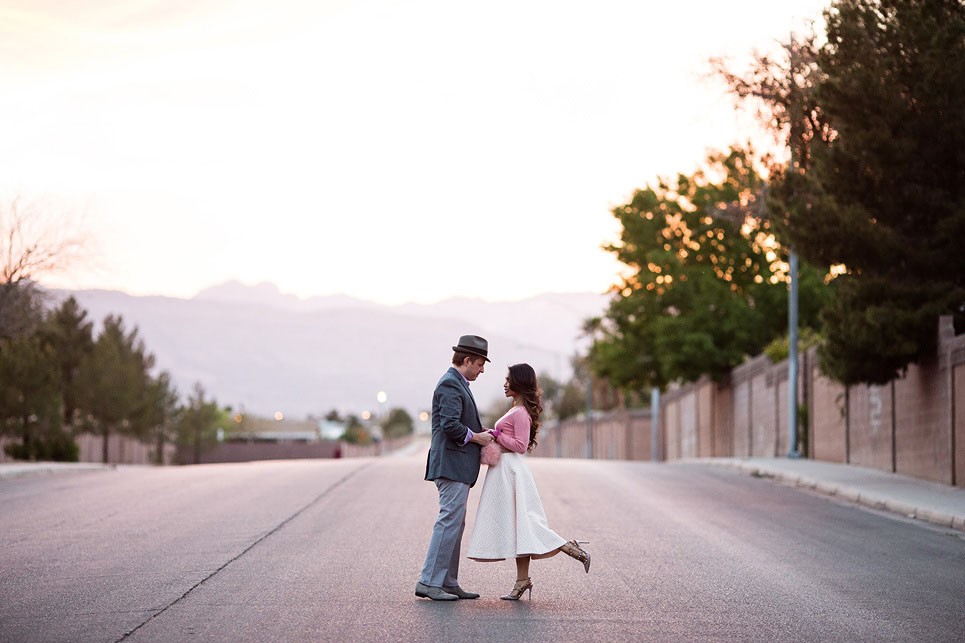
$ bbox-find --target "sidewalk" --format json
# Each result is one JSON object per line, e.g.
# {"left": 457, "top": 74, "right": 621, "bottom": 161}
{"left": 0, "top": 461, "right": 114, "bottom": 480}
{"left": 689, "top": 457, "right": 965, "bottom": 532}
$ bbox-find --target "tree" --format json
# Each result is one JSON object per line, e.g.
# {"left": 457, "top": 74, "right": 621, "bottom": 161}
{"left": 40, "top": 297, "right": 94, "bottom": 427}
{"left": 535, "top": 372, "right": 577, "bottom": 421}
{"left": 0, "top": 282, "right": 47, "bottom": 341}
{"left": 800, "top": 0, "right": 964, "bottom": 383}
{"left": 142, "top": 372, "right": 181, "bottom": 464}
{"left": 174, "top": 382, "right": 224, "bottom": 465}
{"left": 588, "top": 147, "right": 830, "bottom": 391}
{"left": 0, "top": 333, "right": 75, "bottom": 460}
{"left": 381, "top": 407, "right": 414, "bottom": 439}
{"left": 719, "top": 0, "right": 965, "bottom": 384}
{"left": 711, "top": 31, "right": 829, "bottom": 188}
{"left": 0, "top": 196, "right": 85, "bottom": 338}
{"left": 340, "top": 414, "right": 372, "bottom": 445}
{"left": 74, "top": 315, "right": 156, "bottom": 463}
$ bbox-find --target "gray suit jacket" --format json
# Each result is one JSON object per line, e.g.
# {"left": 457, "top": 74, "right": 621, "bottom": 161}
{"left": 424, "top": 367, "right": 484, "bottom": 487}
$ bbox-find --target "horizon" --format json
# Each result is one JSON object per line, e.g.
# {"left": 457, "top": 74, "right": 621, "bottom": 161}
{"left": 53, "top": 286, "right": 605, "bottom": 417}
{"left": 46, "top": 278, "right": 613, "bottom": 308}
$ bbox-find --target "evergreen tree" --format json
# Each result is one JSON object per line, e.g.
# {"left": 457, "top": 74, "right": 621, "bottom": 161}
{"left": 0, "top": 334, "right": 73, "bottom": 460}
{"left": 74, "top": 315, "right": 155, "bottom": 463}
{"left": 0, "top": 281, "right": 45, "bottom": 340}
{"left": 40, "top": 297, "right": 94, "bottom": 427}
{"left": 174, "top": 382, "right": 223, "bottom": 464}
{"left": 729, "top": 0, "right": 965, "bottom": 384}
{"left": 802, "top": 0, "right": 963, "bottom": 383}
{"left": 142, "top": 372, "right": 180, "bottom": 464}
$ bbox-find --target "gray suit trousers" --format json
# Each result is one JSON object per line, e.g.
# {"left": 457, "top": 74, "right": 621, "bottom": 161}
{"left": 419, "top": 478, "right": 470, "bottom": 587}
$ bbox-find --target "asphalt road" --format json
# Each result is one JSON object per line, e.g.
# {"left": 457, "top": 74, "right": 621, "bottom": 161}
{"left": 1, "top": 453, "right": 963, "bottom": 643}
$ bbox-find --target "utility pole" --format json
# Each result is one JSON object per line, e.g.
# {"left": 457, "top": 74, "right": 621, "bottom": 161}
{"left": 788, "top": 249, "right": 800, "bottom": 458}
{"left": 787, "top": 31, "right": 801, "bottom": 458}
{"left": 650, "top": 387, "right": 660, "bottom": 462}
{"left": 584, "top": 375, "right": 593, "bottom": 459}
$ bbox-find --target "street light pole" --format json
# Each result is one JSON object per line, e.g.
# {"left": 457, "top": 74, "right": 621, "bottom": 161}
{"left": 584, "top": 375, "right": 593, "bottom": 459}
{"left": 788, "top": 248, "right": 800, "bottom": 458}
{"left": 651, "top": 387, "right": 660, "bottom": 462}
{"left": 787, "top": 29, "right": 802, "bottom": 460}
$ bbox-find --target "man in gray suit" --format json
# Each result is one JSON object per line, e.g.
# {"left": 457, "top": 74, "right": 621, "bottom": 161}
{"left": 416, "top": 335, "right": 495, "bottom": 601}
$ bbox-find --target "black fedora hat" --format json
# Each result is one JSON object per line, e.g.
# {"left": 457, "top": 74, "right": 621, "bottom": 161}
{"left": 452, "top": 335, "right": 490, "bottom": 362}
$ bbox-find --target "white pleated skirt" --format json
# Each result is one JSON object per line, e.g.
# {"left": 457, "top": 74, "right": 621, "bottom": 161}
{"left": 466, "top": 451, "right": 567, "bottom": 560}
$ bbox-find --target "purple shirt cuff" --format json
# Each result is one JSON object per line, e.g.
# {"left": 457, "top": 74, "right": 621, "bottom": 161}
{"left": 462, "top": 428, "right": 473, "bottom": 445}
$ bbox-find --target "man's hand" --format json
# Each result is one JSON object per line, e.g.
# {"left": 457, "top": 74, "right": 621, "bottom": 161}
{"left": 469, "top": 431, "right": 494, "bottom": 445}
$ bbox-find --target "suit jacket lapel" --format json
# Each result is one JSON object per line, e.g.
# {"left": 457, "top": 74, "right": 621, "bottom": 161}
{"left": 449, "top": 367, "right": 481, "bottom": 426}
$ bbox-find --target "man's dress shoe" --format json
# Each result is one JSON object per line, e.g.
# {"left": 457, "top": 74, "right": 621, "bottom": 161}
{"left": 415, "top": 582, "right": 458, "bottom": 601}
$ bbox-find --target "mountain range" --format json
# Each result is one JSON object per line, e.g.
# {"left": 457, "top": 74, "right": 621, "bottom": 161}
{"left": 51, "top": 282, "right": 610, "bottom": 419}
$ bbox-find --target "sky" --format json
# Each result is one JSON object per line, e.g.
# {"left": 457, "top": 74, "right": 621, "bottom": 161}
{"left": 1, "top": 0, "right": 828, "bottom": 305}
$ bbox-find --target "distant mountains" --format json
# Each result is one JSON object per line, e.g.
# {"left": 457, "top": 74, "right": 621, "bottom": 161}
{"left": 52, "top": 282, "right": 609, "bottom": 419}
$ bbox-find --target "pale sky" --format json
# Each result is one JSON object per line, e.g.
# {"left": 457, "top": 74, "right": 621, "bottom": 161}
{"left": 1, "top": 0, "right": 827, "bottom": 305}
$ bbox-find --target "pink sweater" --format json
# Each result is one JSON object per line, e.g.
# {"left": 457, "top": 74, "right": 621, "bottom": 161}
{"left": 493, "top": 406, "right": 531, "bottom": 454}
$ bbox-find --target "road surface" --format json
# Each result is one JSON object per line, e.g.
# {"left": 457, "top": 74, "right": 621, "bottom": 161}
{"left": 1, "top": 452, "right": 963, "bottom": 642}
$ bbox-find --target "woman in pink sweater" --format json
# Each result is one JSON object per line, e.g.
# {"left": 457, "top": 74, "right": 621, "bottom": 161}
{"left": 466, "top": 363, "right": 591, "bottom": 600}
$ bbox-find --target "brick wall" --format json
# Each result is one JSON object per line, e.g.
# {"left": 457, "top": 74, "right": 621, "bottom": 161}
{"left": 538, "top": 316, "right": 964, "bottom": 487}
{"left": 535, "top": 410, "right": 653, "bottom": 461}
{"left": 810, "top": 368, "right": 846, "bottom": 462}
{"left": 711, "top": 383, "right": 733, "bottom": 457}
{"left": 847, "top": 383, "right": 894, "bottom": 472}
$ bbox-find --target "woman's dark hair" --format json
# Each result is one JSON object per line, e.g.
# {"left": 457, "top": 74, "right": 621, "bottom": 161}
{"left": 507, "top": 363, "right": 542, "bottom": 452}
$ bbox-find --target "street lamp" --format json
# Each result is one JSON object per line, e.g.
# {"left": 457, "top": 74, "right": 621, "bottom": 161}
{"left": 376, "top": 391, "right": 388, "bottom": 419}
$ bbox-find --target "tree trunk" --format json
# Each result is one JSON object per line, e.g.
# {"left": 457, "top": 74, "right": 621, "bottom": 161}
{"left": 102, "top": 427, "right": 110, "bottom": 464}
{"left": 21, "top": 414, "right": 32, "bottom": 460}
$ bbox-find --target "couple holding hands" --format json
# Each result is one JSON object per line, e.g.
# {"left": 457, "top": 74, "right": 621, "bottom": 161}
{"left": 416, "top": 335, "right": 591, "bottom": 602}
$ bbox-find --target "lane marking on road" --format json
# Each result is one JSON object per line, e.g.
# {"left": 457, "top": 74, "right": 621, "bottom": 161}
{"left": 115, "top": 461, "right": 374, "bottom": 642}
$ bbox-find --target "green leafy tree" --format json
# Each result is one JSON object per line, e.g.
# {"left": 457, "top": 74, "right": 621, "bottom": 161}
{"left": 533, "top": 372, "right": 580, "bottom": 421}
{"left": 538, "top": 373, "right": 562, "bottom": 410}
{"left": 381, "top": 407, "right": 414, "bottom": 439}
{"left": 340, "top": 414, "right": 372, "bottom": 445}
{"left": 589, "top": 147, "right": 830, "bottom": 390}
{"left": 74, "top": 315, "right": 156, "bottom": 463}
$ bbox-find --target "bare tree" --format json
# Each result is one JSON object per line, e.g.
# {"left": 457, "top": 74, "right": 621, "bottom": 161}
{"left": 709, "top": 30, "right": 836, "bottom": 176}
{"left": 1, "top": 196, "right": 86, "bottom": 285}
{"left": 0, "top": 196, "right": 87, "bottom": 338}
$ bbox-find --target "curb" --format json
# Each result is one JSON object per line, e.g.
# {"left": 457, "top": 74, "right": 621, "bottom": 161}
{"left": 709, "top": 460, "right": 965, "bottom": 532}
